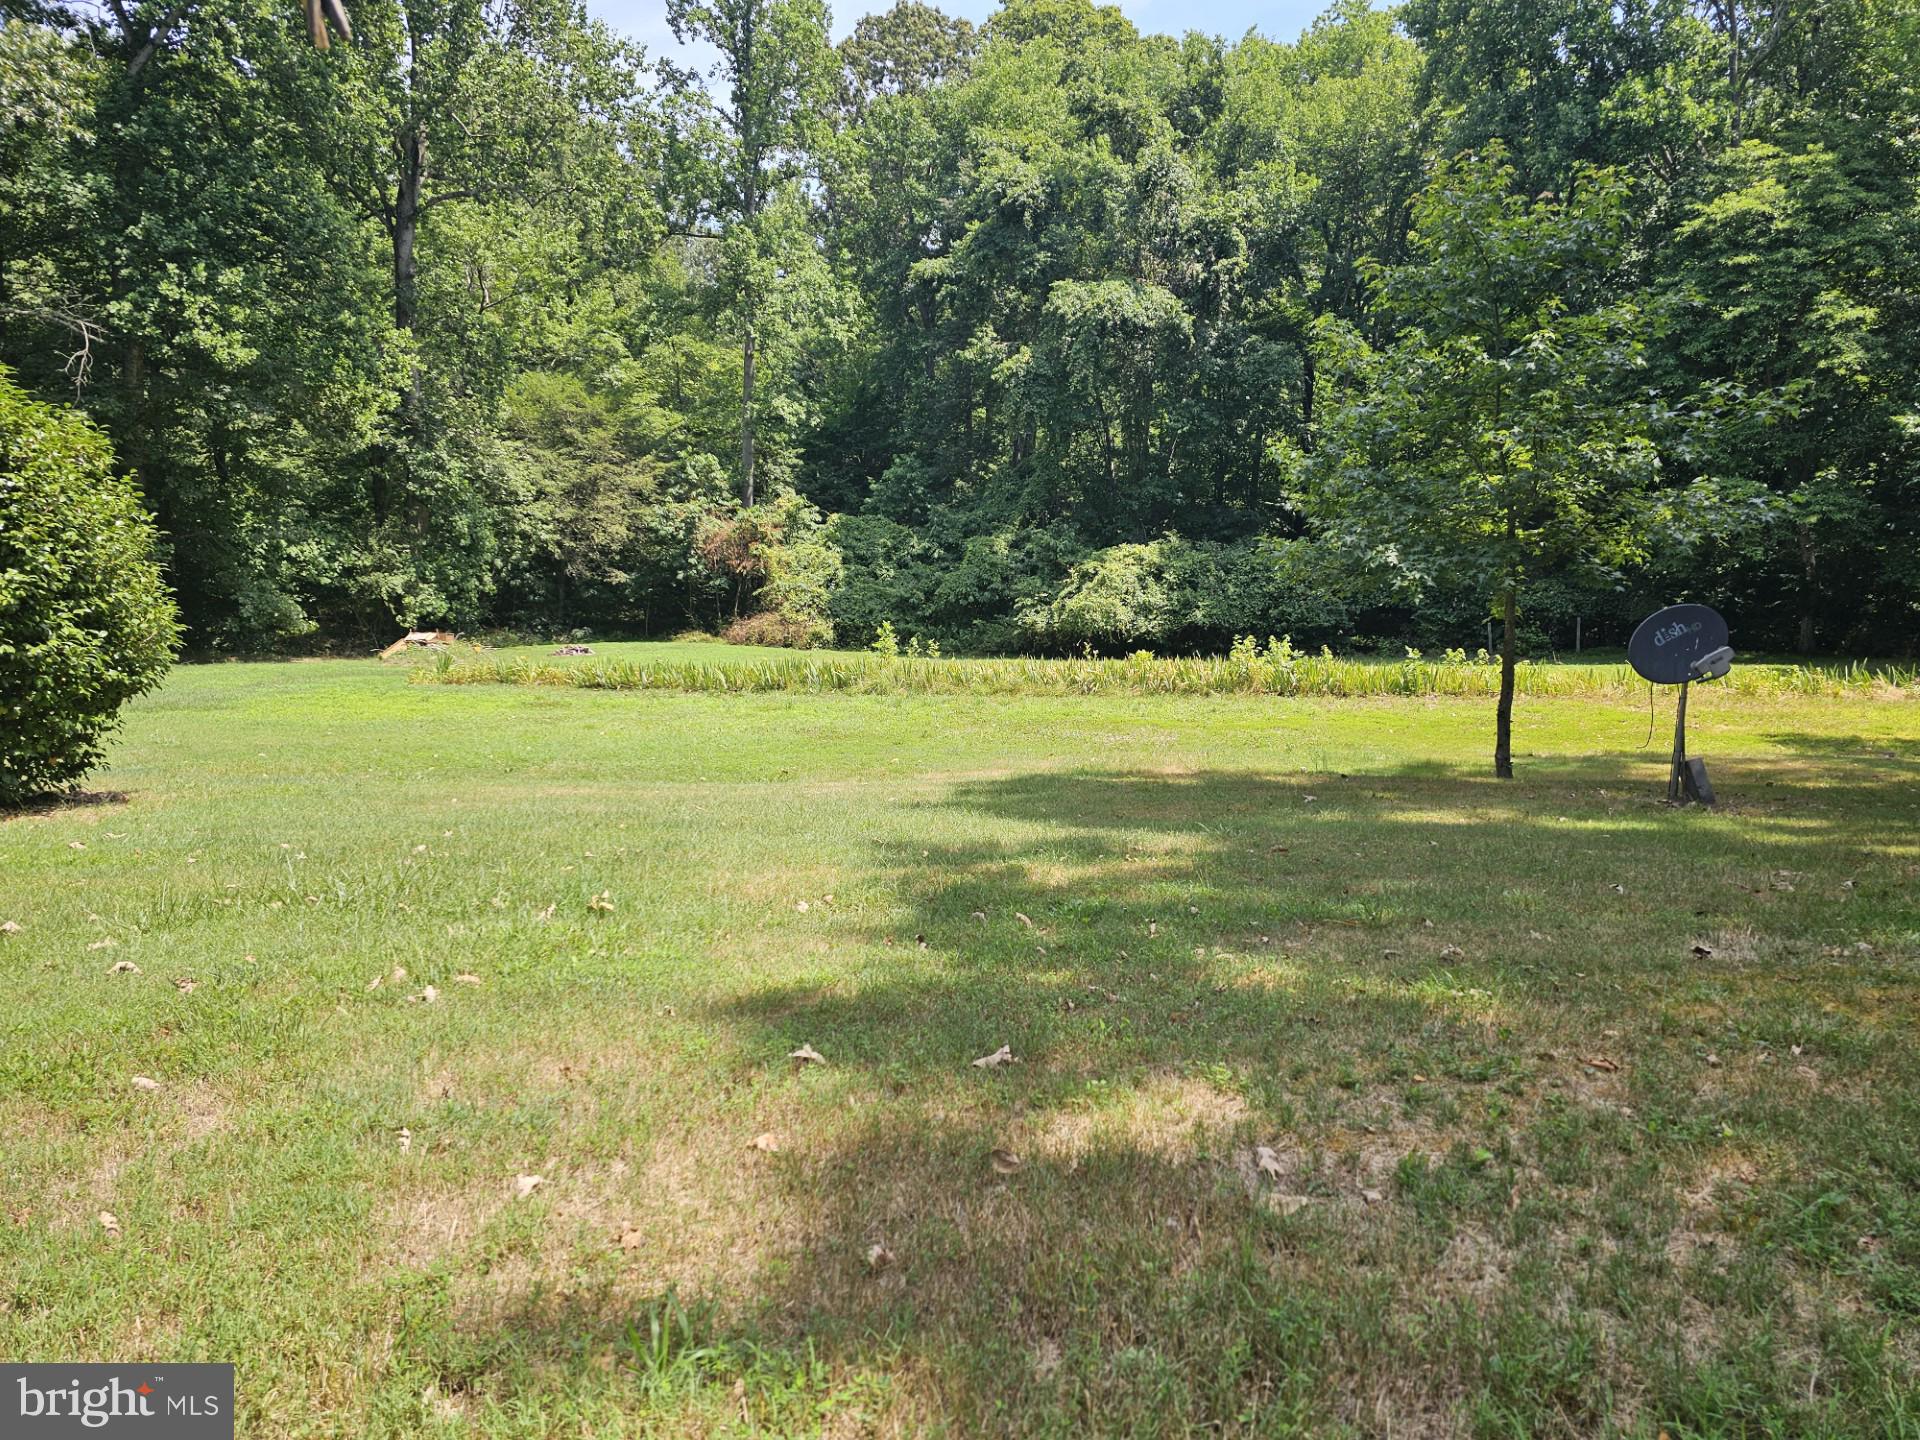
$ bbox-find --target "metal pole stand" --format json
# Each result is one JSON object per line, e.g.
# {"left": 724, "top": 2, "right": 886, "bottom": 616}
{"left": 1667, "top": 681, "right": 1715, "bottom": 806}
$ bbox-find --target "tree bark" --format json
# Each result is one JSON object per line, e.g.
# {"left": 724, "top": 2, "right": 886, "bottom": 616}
{"left": 381, "top": 118, "right": 426, "bottom": 532}
{"left": 394, "top": 125, "right": 425, "bottom": 335}
{"left": 1494, "top": 583, "right": 1517, "bottom": 779}
{"left": 740, "top": 324, "right": 756, "bottom": 506}
{"left": 1796, "top": 521, "right": 1816, "bottom": 655}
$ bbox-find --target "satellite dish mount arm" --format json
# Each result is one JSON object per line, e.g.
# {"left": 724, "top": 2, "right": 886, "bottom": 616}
{"left": 1668, "top": 681, "right": 1694, "bottom": 804}
{"left": 1667, "top": 645, "right": 1732, "bottom": 806}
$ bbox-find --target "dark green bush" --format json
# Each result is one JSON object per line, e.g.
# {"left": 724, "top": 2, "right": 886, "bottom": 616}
{"left": 1016, "top": 537, "right": 1356, "bottom": 654}
{"left": 0, "top": 369, "right": 180, "bottom": 805}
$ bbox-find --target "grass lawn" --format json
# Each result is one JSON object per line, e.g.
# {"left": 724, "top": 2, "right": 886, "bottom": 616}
{"left": 3, "top": 645, "right": 1916, "bottom": 1437}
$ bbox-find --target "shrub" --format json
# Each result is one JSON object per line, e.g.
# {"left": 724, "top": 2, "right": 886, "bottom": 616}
{"left": 760, "top": 531, "right": 842, "bottom": 643}
{"left": 825, "top": 514, "right": 935, "bottom": 645}
{"left": 723, "top": 611, "right": 831, "bottom": 649}
{"left": 1018, "top": 537, "right": 1358, "bottom": 654}
{"left": 1020, "top": 541, "right": 1175, "bottom": 651}
{"left": 0, "top": 370, "right": 179, "bottom": 805}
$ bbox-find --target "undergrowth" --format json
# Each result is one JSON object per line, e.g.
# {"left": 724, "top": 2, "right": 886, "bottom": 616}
{"left": 421, "top": 637, "right": 1916, "bottom": 701}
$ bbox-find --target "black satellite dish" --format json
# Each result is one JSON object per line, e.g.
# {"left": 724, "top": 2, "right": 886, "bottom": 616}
{"left": 1629, "top": 603, "right": 1731, "bottom": 686}
{"left": 1628, "top": 603, "right": 1734, "bottom": 806}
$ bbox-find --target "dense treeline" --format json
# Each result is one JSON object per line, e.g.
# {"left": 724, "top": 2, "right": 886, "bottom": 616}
{"left": 2, "top": 0, "right": 1915, "bottom": 656}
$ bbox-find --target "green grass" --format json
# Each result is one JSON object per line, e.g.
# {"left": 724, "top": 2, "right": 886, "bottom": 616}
{"left": 3, "top": 644, "right": 1917, "bottom": 1437}
{"left": 425, "top": 638, "right": 1918, "bottom": 700}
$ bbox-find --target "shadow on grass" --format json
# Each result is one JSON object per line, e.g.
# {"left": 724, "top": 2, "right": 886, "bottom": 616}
{"left": 1, "top": 788, "right": 131, "bottom": 819}
{"left": 1763, "top": 732, "right": 1920, "bottom": 771}
{"left": 441, "top": 757, "right": 1920, "bottom": 1434}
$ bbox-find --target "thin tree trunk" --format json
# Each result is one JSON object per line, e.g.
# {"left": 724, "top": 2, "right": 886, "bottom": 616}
{"left": 1495, "top": 584, "right": 1517, "bottom": 779}
{"left": 1796, "top": 522, "right": 1816, "bottom": 655}
{"left": 375, "top": 119, "right": 428, "bottom": 535}
{"left": 740, "top": 325, "right": 756, "bottom": 506}
{"left": 394, "top": 127, "right": 424, "bottom": 335}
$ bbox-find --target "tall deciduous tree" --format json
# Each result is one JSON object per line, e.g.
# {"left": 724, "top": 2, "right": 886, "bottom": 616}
{"left": 310, "top": 0, "right": 643, "bottom": 622}
{"left": 666, "top": 0, "right": 833, "bottom": 505}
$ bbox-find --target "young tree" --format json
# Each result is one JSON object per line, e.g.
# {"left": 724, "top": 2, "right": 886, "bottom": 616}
{"left": 665, "top": 0, "right": 833, "bottom": 505}
{"left": 1304, "top": 149, "right": 1671, "bottom": 777}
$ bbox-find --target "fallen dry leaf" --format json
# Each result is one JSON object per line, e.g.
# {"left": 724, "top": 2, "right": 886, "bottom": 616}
{"left": 749, "top": 1132, "right": 781, "bottom": 1153}
{"left": 1032, "top": 1338, "right": 1063, "bottom": 1379}
{"left": 106, "top": 958, "right": 139, "bottom": 973}
{"left": 397, "top": 1128, "right": 413, "bottom": 1153}
{"left": 98, "top": 1210, "right": 120, "bottom": 1236}
{"left": 514, "top": 1174, "right": 545, "bottom": 1198}
{"left": 1264, "top": 1192, "right": 1312, "bottom": 1216}
{"left": 172, "top": 977, "right": 197, "bottom": 994}
{"left": 536, "top": 903, "right": 556, "bottom": 923}
{"left": 619, "top": 1227, "right": 645, "bottom": 1251}
{"left": 0, "top": 921, "right": 20, "bottom": 936}
{"left": 130, "top": 1075, "right": 160, "bottom": 1092}
{"left": 1254, "top": 1145, "right": 1286, "bottom": 1180}
{"left": 366, "top": 975, "right": 383, "bottom": 991}
{"left": 454, "top": 973, "right": 482, "bottom": 985}
{"left": 971, "top": 910, "right": 987, "bottom": 922}
{"left": 1581, "top": 1056, "right": 1621, "bottom": 1073}
{"left": 68, "top": 841, "right": 86, "bottom": 850}
{"left": 788, "top": 1044, "right": 827, "bottom": 1066}
{"left": 588, "top": 890, "right": 614, "bottom": 912}
{"left": 1360, "top": 1187, "right": 1385, "bottom": 1205}
{"left": 865, "top": 1243, "right": 895, "bottom": 1270}
{"left": 1439, "top": 944, "right": 1464, "bottom": 960}
{"left": 990, "top": 1148, "right": 1023, "bottom": 1175}
{"left": 89, "top": 938, "right": 118, "bottom": 952}
{"left": 1014, "top": 913, "right": 1034, "bottom": 928}
{"left": 972, "top": 1044, "right": 1015, "bottom": 1069}
{"left": 795, "top": 900, "right": 810, "bottom": 913}
{"left": 1690, "top": 942, "right": 1714, "bottom": 958}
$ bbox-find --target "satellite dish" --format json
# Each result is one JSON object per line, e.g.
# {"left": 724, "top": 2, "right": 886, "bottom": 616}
{"left": 1628, "top": 603, "right": 1735, "bottom": 808}
{"left": 1628, "top": 604, "right": 1731, "bottom": 686}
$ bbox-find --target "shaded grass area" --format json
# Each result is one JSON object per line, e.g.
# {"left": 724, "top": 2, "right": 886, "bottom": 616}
{"left": 1, "top": 661, "right": 1916, "bottom": 1437}
{"left": 422, "top": 640, "right": 1917, "bottom": 701}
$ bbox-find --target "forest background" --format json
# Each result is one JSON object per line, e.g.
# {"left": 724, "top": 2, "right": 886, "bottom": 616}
{"left": 2, "top": 0, "right": 1914, "bottom": 658}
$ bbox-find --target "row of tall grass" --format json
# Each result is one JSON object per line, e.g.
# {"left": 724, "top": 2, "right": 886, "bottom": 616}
{"left": 420, "top": 637, "right": 1915, "bottom": 701}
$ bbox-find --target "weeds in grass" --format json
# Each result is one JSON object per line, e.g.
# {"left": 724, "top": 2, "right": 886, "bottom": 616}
{"left": 421, "top": 636, "right": 1917, "bottom": 701}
